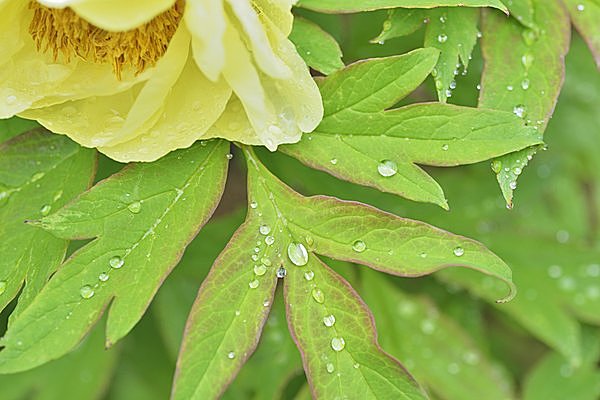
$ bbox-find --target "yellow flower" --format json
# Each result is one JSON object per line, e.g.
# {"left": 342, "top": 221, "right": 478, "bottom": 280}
{"left": 0, "top": 0, "right": 323, "bottom": 161}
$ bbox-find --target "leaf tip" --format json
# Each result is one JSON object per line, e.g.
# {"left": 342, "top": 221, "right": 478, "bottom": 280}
{"left": 495, "top": 281, "right": 517, "bottom": 303}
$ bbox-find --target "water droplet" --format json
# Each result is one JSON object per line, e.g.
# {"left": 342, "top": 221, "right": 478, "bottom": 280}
{"left": 251, "top": 254, "right": 259, "bottom": 262}
{"left": 250, "top": 201, "right": 258, "bottom": 209}
{"left": 331, "top": 337, "right": 346, "bottom": 352}
{"left": 287, "top": 242, "right": 309, "bottom": 266}
{"left": 352, "top": 240, "right": 366, "bottom": 253}
{"left": 377, "top": 160, "right": 398, "bottom": 177}
{"left": 491, "top": 160, "right": 502, "bottom": 173}
{"left": 522, "top": 29, "right": 538, "bottom": 45}
{"left": 276, "top": 267, "right": 287, "bottom": 278}
{"left": 513, "top": 167, "right": 522, "bottom": 175}
{"left": 227, "top": 351, "right": 235, "bottom": 359}
{"left": 109, "top": 256, "right": 124, "bottom": 269}
{"left": 265, "top": 236, "right": 275, "bottom": 246}
{"left": 0, "top": 280, "right": 6, "bottom": 295}
{"left": 548, "top": 264, "right": 562, "bottom": 278}
{"left": 476, "top": 84, "right": 481, "bottom": 90}
{"left": 513, "top": 104, "right": 526, "bottom": 118}
{"left": 311, "top": 288, "right": 325, "bottom": 303}
{"left": 437, "top": 34, "right": 448, "bottom": 43}
{"left": 31, "top": 172, "right": 44, "bottom": 182}
{"left": 127, "top": 201, "right": 142, "bottom": 214}
{"left": 263, "top": 299, "right": 270, "bottom": 307}
{"left": 439, "top": 15, "right": 446, "bottom": 23}
{"left": 441, "top": 143, "right": 449, "bottom": 151}
{"left": 304, "top": 270, "right": 314, "bottom": 281}
{"left": 453, "top": 246, "right": 464, "bottom": 257}
{"left": 249, "top": 279, "right": 260, "bottom": 289}
{"left": 506, "top": 85, "right": 514, "bottom": 91}
{"left": 521, "top": 54, "right": 534, "bottom": 69}
{"left": 260, "top": 257, "right": 272, "bottom": 267}
{"left": 40, "top": 204, "right": 51, "bottom": 216}
{"left": 98, "top": 272, "right": 110, "bottom": 282}
{"left": 509, "top": 181, "right": 517, "bottom": 190}
{"left": 419, "top": 252, "right": 427, "bottom": 258}
{"left": 323, "top": 314, "right": 336, "bottom": 327}
{"left": 449, "top": 80, "right": 456, "bottom": 90}
{"left": 326, "top": 363, "right": 335, "bottom": 373}
{"left": 330, "top": 158, "right": 338, "bottom": 165}
{"left": 226, "top": 153, "right": 234, "bottom": 160}
{"left": 521, "top": 79, "right": 530, "bottom": 90}
{"left": 577, "top": 4, "right": 584, "bottom": 11}
{"left": 353, "top": 363, "right": 360, "bottom": 369}
{"left": 80, "top": 285, "right": 95, "bottom": 299}
{"left": 254, "top": 264, "right": 267, "bottom": 276}
{"left": 259, "top": 224, "right": 271, "bottom": 235}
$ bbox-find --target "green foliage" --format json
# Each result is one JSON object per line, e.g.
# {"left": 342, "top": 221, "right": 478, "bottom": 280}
{"left": 1, "top": 2, "right": 600, "bottom": 400}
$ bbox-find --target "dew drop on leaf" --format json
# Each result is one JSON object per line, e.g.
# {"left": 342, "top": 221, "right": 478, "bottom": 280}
{"left": 311, "top": 288, "right": 325, "bottom": 303}
{"left": 331, "top": 337, "right": 346, "bottom": 352}
{"left": 513, "top": 104, "right": 526, "bottom": 118}
{"left": 265, "top": 236, "right": 275, "bottom": 246}
{"left": 109, "top": 256, "right": 124, "bottom": 269}
{"left": 249, "top": 279, "right": 260, "bottom": 289}
{"left": 40, "top": 204, "right": 51, "bottom": 216}
{"left": 521, "top": 79, "right": 530, "bottom": 90}
{"left": 127, "top": 201, "right": 142, "bottom": 214}
{"left": 509, "top": 181, "right": 517, "bottom": 190}
{"left": 304, "top": 270, "right": 314, "bottom": 281}
{"left": 98, "top": 272, "right": 110, "bottom": 282}
{"left": 323, "top": 314, "right": 336, "bottom": 327}
{"left": 254, "top": 264, "right": 267, "bottom": 276}
{"left": 437, "top": 34, "right": 448, "bottom": 43}
{"left": 260, "top": 257, "right": 272, "bottom": 267}
{"left": 227, "top": 351, "right": 235, "bottom": 359}
{"left": 326, "top": 363, "right": 335, "bottom": 373}
{"left": 287, "top": 242, "right": 309, "bottom": 266}
{"left": 330, "top": 158, "right": 338, "bottom": 165}
{"left": 276, "top": 266, "right": 287, "bottom": 278}
{"left": 441, "top": 144, "right": 449, "bottom": 151}
{"left": 249, "top": 201, "right": 258, "bottom": 209}
{"left": 79, "top": 285, "right": 95, "bottom": 299}
{"left": 453, "top": 246, "right": 465, "bottom": 257}
{"left": 352, "top": 240, "right": 367, "bottom": 253}
{"left": 377, "top": 160, "right": 397, "bottom": 177}
{"left": 259, "top": 224, "right": 271, "bottom": 235}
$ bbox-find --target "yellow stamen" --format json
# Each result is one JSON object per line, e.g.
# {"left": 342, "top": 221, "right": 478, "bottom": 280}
{"left": 28, "top": 1, "right": 185, "bottom": 78}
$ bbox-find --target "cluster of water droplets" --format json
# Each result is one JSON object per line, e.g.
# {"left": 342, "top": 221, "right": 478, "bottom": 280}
{"left": 78, "top": 255, "right": 125, "bottom": 300}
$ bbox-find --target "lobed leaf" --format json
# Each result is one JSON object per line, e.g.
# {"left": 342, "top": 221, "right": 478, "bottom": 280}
{"left": 296, "top": 0, "right": 508, "bottom": 14}
{"left": 284, "top": 256, "right": 427, "bottom": 399}
{"left": 424, "top": 7, "right": 479, "bottom": 102}
{"left": 282, "top": 51, "right": 542, "bottom": 208}
{"left": 289, "top": 17, "right": 345, "bottom": 75}
{"left": 479, "top": 0, "right": 570, "bottom": 206}
{"left": 0, "top": 140, "right": 229, "bottom": 373}
{"left": 373, "top": 8, "right": 427, "bottom": 43}
{"left": 0, "top": 130, "right": 95, "bottom": 316}
{"left": 361, "top": 271, "right": 515, "bottom": 400}
{"left": 563, "top": 0, "right": 600, "bottom": 69}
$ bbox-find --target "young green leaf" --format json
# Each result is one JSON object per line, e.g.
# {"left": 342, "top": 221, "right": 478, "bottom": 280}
{"left": 424, "top": 7, "right": 479, "bottom": 102}
{"left": 0, "top": 140, "right": 229, "bottom": 373}
{"left": 0, "top": 130, "right": 95, "bottom": 316}
{"left": 281, "top": 50, "right": 543, "bottom": 208}
{"left": 479, "top": 1, "right": 570, "bottom": 206}
{"left": 373, "top": 8, "right": 427, "bottom": 43}
{"left": 0, "top": 117, "right": 38, "bottom": 144}
{"left": 296, "top": 0, "right": 508, "bottom": 13}
{"left": 284, "top": 256, "right": 427, "bottom": 400}
{"left": 0, "top": 321, "right": 117, "bottom": 400}
{"left": 289, "top": 17, "right": 344, "bottom": 75}
{"left": 563, "top": 0, "right": 600, "bottom": 69}
{"left": 361, "top": 271, "right": 515, "bottom": 400}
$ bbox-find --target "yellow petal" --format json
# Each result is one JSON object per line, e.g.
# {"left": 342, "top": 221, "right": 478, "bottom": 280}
{"left": 204, "top": 96, "right": 262, "bottom": 145}
{"left": 99, "top": 58, "right": 231, "bottom": 162}
{"left": 0, "top": 0, "right": 25, "bottom": 64}
{"left": 37, "top": 0, "right": 178, "bottom": 31}
{"left": 185, "top": 0, "right": 227, "bottom": 81}
{"left": 225, "top": 0, "right": 291, "bottom": 79}
{"left": 252, "top": 0, "right": 294, "bottom": 37}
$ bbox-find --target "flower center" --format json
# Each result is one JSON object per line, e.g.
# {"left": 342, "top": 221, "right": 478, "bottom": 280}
{"left": 28, "top": 0, "right": 185, "bottom": 78}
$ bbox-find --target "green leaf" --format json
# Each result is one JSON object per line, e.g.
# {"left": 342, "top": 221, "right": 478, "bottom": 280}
{"left": 284, "top": 256, "right": 427, "bottom": 399}
{"left": 361, "top": 271, "right": 515, "bottom": 400}
{"left": 522, "top": 328, "right": 600, "bottom": 400}
{"left": 0, "top": 140, "right": 229, "bottom": 373}
{"left": 281, "top": 51, "right": 543, "bottom": 208}
{"left": 479, "top": 1, "right": 570, "bottom": 206}
{"left": 563, "top": 0, "right": 600, "bottom": 69}
{"left": 0, "top": 117, "right": 39, "bottom": 144}
{"left": 0, "top": 130, "right": 95, "bottom": 315}
{"left": 289, "top": 17, "right": 344, "bottom": 75}
{"left": 296, "top": 0, "right": 508, "bottom": 14}
{"left": 505, "top": 0, "right": 535, "bottom": 28}
{"left": 173, "top": 147, "right": 516, "bottom": 398}
{"left": 424, "top": 7, "right": 479, "bottom": 102}
{"left": 373, "top": 8, "right": 427, "bottom": 42}
{"left": 0, "top": 321, "right": 117, "bottom": 400}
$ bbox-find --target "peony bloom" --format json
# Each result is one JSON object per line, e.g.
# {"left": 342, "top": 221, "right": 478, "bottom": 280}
{"left": 0, "top": 0, "right": 323, "bottom": 161}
